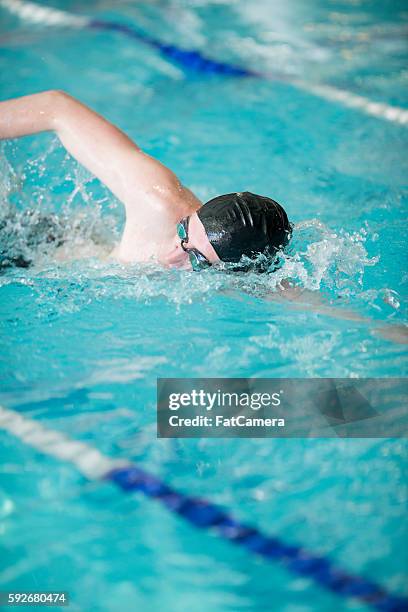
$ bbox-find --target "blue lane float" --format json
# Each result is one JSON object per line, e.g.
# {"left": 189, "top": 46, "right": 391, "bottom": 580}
{"left": 89, "top": 19, "right": 258, "bottom": 77}
{"left": 1, "top": 0, "right": 408, "bottom": 124}
{"left": 1, "top": 405, "right": 407, "bottom": 612}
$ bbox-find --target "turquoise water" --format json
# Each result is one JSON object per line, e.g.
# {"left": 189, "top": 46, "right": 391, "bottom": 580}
{"left": 0, "top": 0, "right": 407, "bottom": 610}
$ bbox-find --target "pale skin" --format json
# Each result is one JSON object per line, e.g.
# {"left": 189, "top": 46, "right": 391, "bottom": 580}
{"left": 0, "top": 90, "right": 220, "bottom": 269}
{"left": 1, "top": 90, "right": 406, "bottom": 343}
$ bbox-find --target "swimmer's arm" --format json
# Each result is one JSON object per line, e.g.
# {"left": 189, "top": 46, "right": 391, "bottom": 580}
{"left": 0, "top": 90, "right": 194, "bottom": 213}
{"left": 274, "top": 282, "right": 408, "bottom": 344}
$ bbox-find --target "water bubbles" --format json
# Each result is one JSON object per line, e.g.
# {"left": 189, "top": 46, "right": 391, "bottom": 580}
{"left": 0, "top": 142, "right": 398, "bottom": 327}
{"left": 382, "top": 289, "right": 400, "bottom": 310}
{"left": 0, "top": 194, "right": 385, "bottom": 322}
{"left": 260, "top": 219, "right": 379, "bottom": 298}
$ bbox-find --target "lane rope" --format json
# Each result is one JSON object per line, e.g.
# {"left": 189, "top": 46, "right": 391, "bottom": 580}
{"left": 1, "top": 0, "right": 408, "bottom": 125}
{"left": 1, "top": 405, "right": 407, "bottom": 611}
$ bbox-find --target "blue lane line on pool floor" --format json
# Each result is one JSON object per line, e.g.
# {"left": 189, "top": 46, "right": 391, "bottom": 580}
{"left": 0, "top": 405, "right": 407, "bottom": 612}
{"left": 107, "top": 465, "right": 408, "bottom": 612}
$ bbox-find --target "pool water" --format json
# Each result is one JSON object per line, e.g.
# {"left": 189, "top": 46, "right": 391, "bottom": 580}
{"left": 0, "top": 0, "right": 407, "bottom": 610}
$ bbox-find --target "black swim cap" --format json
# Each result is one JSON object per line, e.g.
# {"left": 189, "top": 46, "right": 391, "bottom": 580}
{"left": 197, "top": 191, "right": 291, "bottom": 263}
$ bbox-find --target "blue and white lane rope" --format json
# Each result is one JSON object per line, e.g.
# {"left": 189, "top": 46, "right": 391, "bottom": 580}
{"left": 1, "top": 0, "right": 408, "bottom": 126}
{"left": 1, "top": 406, "right": 407, "bottom": 612}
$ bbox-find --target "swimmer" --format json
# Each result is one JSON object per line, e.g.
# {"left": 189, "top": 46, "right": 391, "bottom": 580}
{"left": 1, "top": 91, "right": 407, "bottom": 343}
{"left": 0, "top": 90, "right": 291, "bottom": 271}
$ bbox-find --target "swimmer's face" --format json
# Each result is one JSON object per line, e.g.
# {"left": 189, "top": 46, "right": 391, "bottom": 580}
{"left": 161, "top": 212, "right": 220, "bottom": 270}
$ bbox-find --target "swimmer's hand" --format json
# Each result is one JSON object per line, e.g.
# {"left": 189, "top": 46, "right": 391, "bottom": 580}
{"left": 272, "top": 282, "right": 408, "bottom": 345}
{"left": 274, "top": 281, "right": 366, "bottom": 322}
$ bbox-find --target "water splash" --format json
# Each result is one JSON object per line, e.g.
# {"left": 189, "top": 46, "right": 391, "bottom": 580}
{"left": 273, "top": 219, "right": 379, "bottom": 294}
{"left": 0, "top": 211, "right": 382, "bottom": 315}
{"left": 0, "top": 145, "right": 391, "bottom": 319}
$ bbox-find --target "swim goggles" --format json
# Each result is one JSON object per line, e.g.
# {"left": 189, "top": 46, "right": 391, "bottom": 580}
{"left": 177, "top": 216, "right": 212, "bottom": 271}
